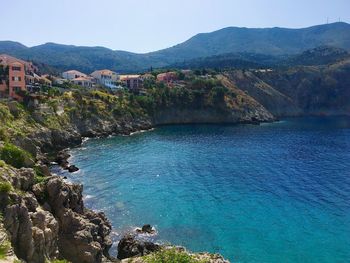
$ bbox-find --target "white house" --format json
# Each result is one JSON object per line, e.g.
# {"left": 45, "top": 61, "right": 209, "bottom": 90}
{"left": 90, "top": 69, "right": 118, "bottom": 89}
{"left": 62, "top": 70, "right": 87, "bottom": 80}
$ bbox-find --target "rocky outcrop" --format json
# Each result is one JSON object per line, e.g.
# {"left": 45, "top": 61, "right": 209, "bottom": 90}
{"left": 32, "top": 176, "right": 113, "bottom": 263}
{"left": 117, "top": 234, "right": 229, "bottom": 263}
{"left": 117, "top": 234, "right": 160, "bottom": 259}
{"left": 0, "top": 164, "right": 112, "bottom": 263}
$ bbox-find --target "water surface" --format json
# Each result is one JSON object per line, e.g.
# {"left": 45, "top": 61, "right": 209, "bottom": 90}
{"left": 54, "top": 117, "right": 350, "bottom": 262}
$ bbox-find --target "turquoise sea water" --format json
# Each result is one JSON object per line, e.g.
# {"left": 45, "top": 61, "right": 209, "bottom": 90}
{"left": 54, "top": 117, "right": 350, "bottom": 262}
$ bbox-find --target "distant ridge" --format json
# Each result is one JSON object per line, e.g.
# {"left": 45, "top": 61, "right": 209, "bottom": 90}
{"left": 0, "top": 22, "right": 350, "bottom": 73}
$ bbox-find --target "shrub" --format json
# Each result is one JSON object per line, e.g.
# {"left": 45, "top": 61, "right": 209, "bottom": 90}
{"left": 0, "top": 241, "right": 11, "bottom": 259}
{"left": 0, "top": 143, "right": 32, "bottom": 168}
{"left": 0, "top": 181, "right": 12, "bottom": 193}
{"left": 144, "top": 248, "right": 204, "bottom": 263}
{"left": 0, "top": 128, "right": 9, "bottom": 142}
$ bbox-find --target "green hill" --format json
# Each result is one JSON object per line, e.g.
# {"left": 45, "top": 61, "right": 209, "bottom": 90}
{"left": 1, "top": 22, "right": 350, "bottom": 73}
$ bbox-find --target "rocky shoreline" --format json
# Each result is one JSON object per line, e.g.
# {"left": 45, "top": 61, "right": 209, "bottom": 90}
{"left": 0, "top": 90, "right": 274, "bottom": 262}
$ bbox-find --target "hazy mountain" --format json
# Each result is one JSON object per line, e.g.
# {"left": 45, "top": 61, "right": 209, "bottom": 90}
{"left": 171, "top": 46, "right": 350, "bottom": 70}
{"left": 282, "top": 46, "right": 350, "bottom": 66}
{"left": 0, "top": 22, "right": 350, "bottom": 73}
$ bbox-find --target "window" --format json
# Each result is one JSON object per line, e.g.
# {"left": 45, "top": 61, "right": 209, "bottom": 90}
{"left": 14, "top": 86, "right": 21, "bottom": 93}
{"left": 12, "top": 77, "right": 15, "bottom": 81}
{"left": 18, "top": 77, "right": 21, "bottom": 81}
{"left": 12, "top": 66, "right": 21, "bottom": 71}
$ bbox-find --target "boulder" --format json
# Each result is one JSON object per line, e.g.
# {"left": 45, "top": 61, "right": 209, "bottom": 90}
{"left": 68, "top": 165, "right": 79, "bottom": 173}
{"left": 136, "top": 224, "right": 156, "bottom": 234}
{"left": 117, "top": 234, "right": 160, "bottom": 260}
{"left": 11, "top": 168, "right": 35, "bottom": 191}
{"left": 34, "top": 177, "right": 112, "bottom": 263}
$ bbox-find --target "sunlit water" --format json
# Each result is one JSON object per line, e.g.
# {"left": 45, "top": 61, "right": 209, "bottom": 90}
{"left": 52, "top": 117, "right": 350, "bottom": 262}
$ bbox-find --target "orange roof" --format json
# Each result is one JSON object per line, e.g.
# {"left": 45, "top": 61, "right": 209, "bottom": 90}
{"left": 0, "top": 54, "right": 27, "bottom": 65}
{"left": 92, "top": 69, "right": 116, "bottom": 75}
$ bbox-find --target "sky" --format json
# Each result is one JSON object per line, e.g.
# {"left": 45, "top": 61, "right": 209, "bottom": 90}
{"left": 2, "top": 0, "right": 350, "bottom": 53}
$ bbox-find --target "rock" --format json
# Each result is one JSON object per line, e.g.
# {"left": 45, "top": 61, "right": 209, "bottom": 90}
{"left": 56, "top": 150, "right": 71, "bottom": 168}
{"left": 35, "top": 177, "right": 112, "bottom": 263}
{"left": 11, "top": 168, "right": 35, "bottom": 191}
{"left": 141, "top": 224, "right": 152, "bottom": 233}
{"left": 136, "top": 224, "right": 155, "bottom": 234}
{"left": 30, "top": 209, "right": 59, "bottom": 262}
{"left": 4, "top": 203, "right": 35, "bottom": 261}
{"left": 117, "top": 234, "right": 160, "bottom": 260}
{"left": 67, "top": 165, "right": 79, "bottom": 173}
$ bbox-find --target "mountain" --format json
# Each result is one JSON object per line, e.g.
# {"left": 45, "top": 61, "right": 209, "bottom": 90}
{"left": 282, "top": 46, "right": 350, "bottom": 66}
{"left": 153, "top": 22, "right": 350, "bottom": 60}
{"left": 1, "top": 22, "right": 350, "bottom": 73}
{"left": 171, "top": 46, "right": 350, "bottom": 70}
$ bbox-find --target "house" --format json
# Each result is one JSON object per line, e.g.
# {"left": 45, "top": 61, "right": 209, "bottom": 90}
{"left": 71, "top": 76, "right": 94, "bottom": 88}
{"left": 90, "top": 69, "right": 118, "bottom": 89}
{"left": 62, "top": 70, "right": 87, "bottom": 80}
{"left": 0, "top": 54, "right": 40, "bottom": 100}
{"left": 119, "top": 75, "right": 142, "bottom": 90}
{"left": 0, "top": 55, "right": 32, "bottom": 100}
{"left": 157, "top": 71, "right": 178, "bottom": 83}
{"left": 8, "top": 62, "right": 26, "bottom": 100}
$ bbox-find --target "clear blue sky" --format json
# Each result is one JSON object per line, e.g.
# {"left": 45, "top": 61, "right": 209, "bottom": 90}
{"left": 2, "top": 0, "right": 349, "bottom": 53}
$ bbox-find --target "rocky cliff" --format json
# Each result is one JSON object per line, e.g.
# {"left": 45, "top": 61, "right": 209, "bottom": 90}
{"left": 0, "top": 165, "right": 112, "bottom": 263}
{"left": 225, "top": 59, "right": 350, "bottom": 117}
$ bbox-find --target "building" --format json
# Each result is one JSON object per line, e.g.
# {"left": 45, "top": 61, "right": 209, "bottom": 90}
{"left": 90, "top": 69, "right": 118, "bottom": 89}
{"left": 71, "top": 76, "right": 94, "bottom": 88}
{"left": 157, "top": 71, "right": 178, "bottom": 83}
{"left": 119, "top": 75, "right": 142, "bottom": 90}
{"left": 62, "top": 70, "right": 87, "bottom": 80}
{"left": 8, "top": 62, "right": 26, "bottom": 100}
{"left": 0, "top": 54, "right": 38, "bottom": 100}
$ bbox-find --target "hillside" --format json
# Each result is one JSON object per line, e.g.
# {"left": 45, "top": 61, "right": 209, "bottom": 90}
{"left": 225, "top": 58, "right": 350, "bottom": 116}
{"left": 1, "top": 22, "right": 350, "bottom": 73}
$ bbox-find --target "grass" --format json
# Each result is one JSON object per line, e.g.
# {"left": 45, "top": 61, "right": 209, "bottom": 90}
{"left": 144, "top": 248, "right": 207, "bottom": 263}
{"left": 0, "top": 181, "right": 12, "bottom": 193}
{"left": 0, "top": 240, "right": 10, "bottom": 260}
{"left": 0, "top": 143, "right": 32, "bottom": 169}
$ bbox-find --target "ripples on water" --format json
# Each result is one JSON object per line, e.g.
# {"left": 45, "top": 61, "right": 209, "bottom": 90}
{"left": 53, "top": 117, "right": 350, "bottom": 262}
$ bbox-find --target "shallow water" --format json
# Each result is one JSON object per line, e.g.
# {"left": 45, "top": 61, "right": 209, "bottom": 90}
{"left": 53, "top": 117, "right": 350, "bottom": 262}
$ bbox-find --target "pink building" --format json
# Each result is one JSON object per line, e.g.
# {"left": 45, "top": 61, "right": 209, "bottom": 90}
{"left": 0, "top": 54, "right": 38, "bottom": 100}
{"left": 8, "top": 62, "right": 26, "bottom": 101}
{"left": 157, "top": 72, "right": 178, "bottom": 83}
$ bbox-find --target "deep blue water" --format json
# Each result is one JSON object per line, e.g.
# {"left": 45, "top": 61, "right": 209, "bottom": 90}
{"left": 54, "top": 117, "right": 350, "bottom": 262}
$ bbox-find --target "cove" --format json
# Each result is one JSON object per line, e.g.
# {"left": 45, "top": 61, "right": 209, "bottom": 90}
{"left": 52, "top": 117, "right": 350, "bottom": 262}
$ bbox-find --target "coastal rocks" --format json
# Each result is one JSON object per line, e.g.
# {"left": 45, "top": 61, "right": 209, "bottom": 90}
{"left": 56, "top": 150, "right": 79, "bottom": 173}
{"left": 35, "top": 177, "right": 112, "bottom": 263}
{"left": 55, "top": 150, "right": 71, "bottom": 168}
{"left": 68, "top": 164, "right": 79, "bottom": 173}
{"left": 30, "top": 209, "right": 60, "bottom": 262}
{"left": 11, "top": 168, "right": 35, "bottom": 191}
{"left": 136, "top": 224, "right": 156, "bottom": 234}
{"left": 51, "top": 129, "right": 82, "bottom": 150}
{"left": 3, "top": 190, "right": 59, "bottom": 263}
{"left": 4, "top": 202, "right": 35, "bottom": 261}
{"left": 117, "top": 234, "right": 160, "bottom": 259}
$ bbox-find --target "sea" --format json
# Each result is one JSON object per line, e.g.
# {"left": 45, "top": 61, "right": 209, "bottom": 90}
{"left": 52, "top": 117, "right": 350, "bottom": 262}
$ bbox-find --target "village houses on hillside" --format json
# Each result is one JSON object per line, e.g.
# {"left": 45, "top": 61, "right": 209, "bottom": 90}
{"left": 0, "top": 54, "right": 52, "bottom": 101}
{"left": 0, "top": 53, "right": 193, "bottom": 101}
